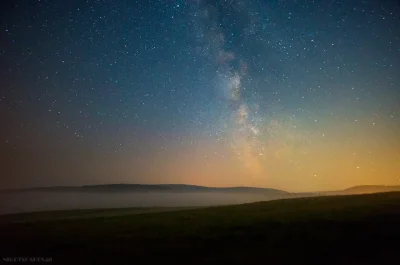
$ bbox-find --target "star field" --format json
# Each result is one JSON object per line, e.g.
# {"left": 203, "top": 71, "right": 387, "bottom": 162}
{"left": 1, "top": 0, "right": 399, "bottom": 191}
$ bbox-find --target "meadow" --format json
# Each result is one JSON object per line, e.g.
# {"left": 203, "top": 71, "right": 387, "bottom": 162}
{"left": 1, "top": 192, "right": 400, "bottom": 265}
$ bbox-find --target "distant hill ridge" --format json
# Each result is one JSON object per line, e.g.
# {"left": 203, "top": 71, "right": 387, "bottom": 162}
{"left": 2, "top": 184, "right": 289, "bottom": 195}
{"left": 343, "top": 185, "right": 400, "bottom": 194}
{"left": 2, "top": 184, "right": 399, "bottom": 195}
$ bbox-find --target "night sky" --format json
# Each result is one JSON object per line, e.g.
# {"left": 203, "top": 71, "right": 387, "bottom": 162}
{"left": 1, "top": 0, "right": 399, "bottom": 192}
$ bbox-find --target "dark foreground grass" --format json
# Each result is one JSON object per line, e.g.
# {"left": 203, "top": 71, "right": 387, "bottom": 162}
{"left": 1, "top": 192, "right": 400, "bottom": 265}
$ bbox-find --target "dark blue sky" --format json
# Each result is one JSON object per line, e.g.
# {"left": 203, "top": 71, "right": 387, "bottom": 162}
{"left": 1, "top": 0, "right": 399, "bottom": 191}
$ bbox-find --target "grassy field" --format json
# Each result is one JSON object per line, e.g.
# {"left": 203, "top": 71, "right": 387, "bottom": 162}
{"left": 1, "top": 192, "right": 400, "bottom": 265}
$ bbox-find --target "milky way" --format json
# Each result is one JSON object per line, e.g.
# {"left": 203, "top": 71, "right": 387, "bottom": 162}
{"left": 195, "top": 1, "right": 266, "bottom": 175}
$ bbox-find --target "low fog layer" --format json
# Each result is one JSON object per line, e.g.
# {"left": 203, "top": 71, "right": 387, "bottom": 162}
{"left": 2, "top": 184, "right": 398, "bottom": 214}
{"left": 0, "top": 191, "right": 288, "bottom": 214}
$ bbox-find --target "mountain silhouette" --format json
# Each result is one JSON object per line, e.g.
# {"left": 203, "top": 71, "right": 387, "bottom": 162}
{"left": 2, "top": 184, "right": 289, "bottom": 195}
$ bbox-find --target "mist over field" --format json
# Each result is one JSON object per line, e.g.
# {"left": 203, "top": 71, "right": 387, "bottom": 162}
{"left": 0, "top": 191, "right": 286, "bottom": 214}
{"left": 2, "top": 184, "right": 399, "bottom": 215}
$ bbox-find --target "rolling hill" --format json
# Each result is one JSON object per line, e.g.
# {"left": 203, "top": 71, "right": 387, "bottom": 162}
{"left": 2, "top": 184, "right": 289, "bottom": 195}
{"left": 1, "top": 192, "right": 399, "bottom": 265}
